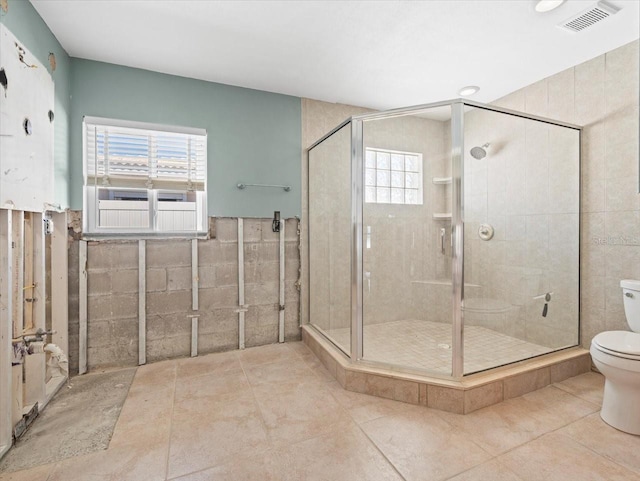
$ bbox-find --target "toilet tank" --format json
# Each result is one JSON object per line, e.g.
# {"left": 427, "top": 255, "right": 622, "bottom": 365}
{"left": 621, "top": 279, "right": 640, "bottom": 332}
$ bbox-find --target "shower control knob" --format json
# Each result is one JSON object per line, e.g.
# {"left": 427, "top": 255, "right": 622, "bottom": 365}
{"left": 478, "top": 223, "right": 494, "bottom": 241}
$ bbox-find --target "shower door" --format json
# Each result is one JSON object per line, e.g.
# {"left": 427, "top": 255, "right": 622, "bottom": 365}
{"left": 308, "top": 122, "right": 353, "bottom": 355}
{"left": 359, "top": 105, "right": 455, "bottom": 375}
{"left": 461, "top": 105, "right": 580, "bottom": 374}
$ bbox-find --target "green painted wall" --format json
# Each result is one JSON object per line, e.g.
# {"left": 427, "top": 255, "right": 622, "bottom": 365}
{"left": 1, "top": 2, "right": 303, "bottom": 217}
{"left": 70, "top": 59, "right": 302, "bottom": 218}
{"left": 0, "top": 0, "right": 71, "bottom": 208}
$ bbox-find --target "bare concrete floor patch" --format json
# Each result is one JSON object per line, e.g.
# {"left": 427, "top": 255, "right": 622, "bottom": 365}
{"left": 0, "top": 367, "right": 136, "bottom": 473}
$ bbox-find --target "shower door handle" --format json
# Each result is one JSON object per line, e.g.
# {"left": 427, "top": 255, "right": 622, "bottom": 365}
{"left": 440, "top": 228, "right": 446, "bottom": 255}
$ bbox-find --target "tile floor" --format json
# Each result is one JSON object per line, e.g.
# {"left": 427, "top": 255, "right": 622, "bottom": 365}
{"left": 1, "top": 342, "right": 638, "bottom": 481}
{"left": 325, "top": 320, "right": 552, "bottom": 374}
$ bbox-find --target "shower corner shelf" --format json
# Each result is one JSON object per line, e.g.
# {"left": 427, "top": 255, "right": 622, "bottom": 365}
{"left": 433, "top": 213, "right": 452, "bottom": 220}
{"left": 432, "top": 176, "right": 452, "bottom": 185}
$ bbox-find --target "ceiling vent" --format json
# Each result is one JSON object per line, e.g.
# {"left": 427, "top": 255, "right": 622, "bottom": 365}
{"left": 558, "top": 1, "right": 620, "bottom": 32}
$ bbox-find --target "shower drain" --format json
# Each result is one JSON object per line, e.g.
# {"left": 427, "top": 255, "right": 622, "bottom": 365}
{"left": 438, "top": 343, "right": 451, "bottom": 350}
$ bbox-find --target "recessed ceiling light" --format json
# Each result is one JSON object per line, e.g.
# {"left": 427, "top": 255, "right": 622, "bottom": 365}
{"left": 535, "top": 0, "right": 565, "bottom": 13}
{"left": 458, "top": 86, "right": 480, "bottom": 97}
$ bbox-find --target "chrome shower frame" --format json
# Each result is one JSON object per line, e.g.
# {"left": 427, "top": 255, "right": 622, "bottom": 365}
{"left": 307, "top": 98, "right": 582, "bottom": 379}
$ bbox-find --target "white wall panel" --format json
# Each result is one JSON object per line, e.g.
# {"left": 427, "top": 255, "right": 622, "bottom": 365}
{"left": 0, "top": 25, "right": 55, "bottom": 212}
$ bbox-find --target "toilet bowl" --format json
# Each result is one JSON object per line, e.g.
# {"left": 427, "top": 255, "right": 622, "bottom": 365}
{"left": 590, "top": 279, "right": 640, "bottom": 435}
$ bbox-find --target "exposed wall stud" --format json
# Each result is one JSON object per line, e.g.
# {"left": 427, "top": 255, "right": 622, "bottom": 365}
{"left": 23, "top": 213, "right": 34, "bottom": 330}
{"left": 23, "top": 346, "right": 45, "bottom": 407}
{"left": 237, "top": 218, "right": 245, "bottom": 350}
{"left": 278, "top": 219, "right": 285, "bottom": 343}
{"left": 78, "top": 240, "right": 88, "bottom": 375}
{"left": 190, "top": 315, "right": 199, "bottom": 357}
{"left": 138, "top": 240, "right": 146, "bottom": 366}
{"left": 0, "top": 210, "right": 13, "bottom": 457}
{"left": 11, "top": 210, "right": 24, "bottom": 340}
{"left": 191, "top": 239, "right": 198, "bottom": 310}
{"left": 10, "top": 366, "right": 21, "bottom": 433}
{"left": 32, "top": 212, "right": 45, "bottom": 331}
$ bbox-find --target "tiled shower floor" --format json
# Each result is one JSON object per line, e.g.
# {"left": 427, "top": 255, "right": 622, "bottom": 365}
{"left": 324, "top": 319, "right": 552, "bottom": 374}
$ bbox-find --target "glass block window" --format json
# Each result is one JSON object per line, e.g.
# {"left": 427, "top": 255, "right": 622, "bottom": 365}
{"left": 364, "top": 148, "right": 423, "bottom": 205}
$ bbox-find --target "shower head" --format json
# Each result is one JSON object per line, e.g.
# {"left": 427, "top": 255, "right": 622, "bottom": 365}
{"left": 470, "top": 143, "right": 490, "bottom": 160}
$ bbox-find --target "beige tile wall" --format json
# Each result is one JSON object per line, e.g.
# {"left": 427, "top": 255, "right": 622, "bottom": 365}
{"left": 362, "top": 114, "right": 450, "bottom": 325}
{"left": 462, "top": 107, "right": 580, "bottom": 348}
{"left": 492, "top": 40, "right": 639, "bottom": 349}
{"left": 302, "top": 39, "right": 640, "bottom": 353}
{"left": 301, "top": 100, "right": 373, "bottom": 331}
{"left": 308, "top": 124, "right": 352, "bottom": 335}
{"left": 305, "top": 105, "right": 452, "bottom": 332}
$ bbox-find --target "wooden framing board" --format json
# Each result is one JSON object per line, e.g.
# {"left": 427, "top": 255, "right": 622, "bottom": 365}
{"left": 11, "top": 210, "right": 23, "bottom": 340}
{"left": 23, "top": 348, "right": 45, "bottom": 407}
{"left": 50, "top": 211, "right": 69, "bottom": 355}
{"left": 22, "top": 213, "right": 46, "bottom": 412}
{"left": 10, "top": 366, "right": 22, "bottom": 429}
{"left": 32, "top": 213, "right": 46, "bottom": 332}
{"left": 78, "top": 240, "right": 88, "bottom": 375}
{"left": 0, "top": 210, "right": 13, "bottom": 457}
{"left": 23, "top": 213, "right": 34, "bottom": 331}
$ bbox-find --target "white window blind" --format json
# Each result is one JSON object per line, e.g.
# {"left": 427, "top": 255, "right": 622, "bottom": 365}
{"left": 84, "top": 117, "right": 207, "bottom": 191}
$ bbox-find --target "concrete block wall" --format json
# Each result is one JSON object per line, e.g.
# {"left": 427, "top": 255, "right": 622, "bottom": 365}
{"left": 86, "top": 241, "right": 140, "bottom": 368}
{"left": 67, "top": 215, "right": 301, "bottom": 373}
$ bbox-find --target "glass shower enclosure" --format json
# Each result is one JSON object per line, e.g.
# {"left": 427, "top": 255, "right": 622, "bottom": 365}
{"left": 308, "top": 99, "right": 580, "bottom": 378}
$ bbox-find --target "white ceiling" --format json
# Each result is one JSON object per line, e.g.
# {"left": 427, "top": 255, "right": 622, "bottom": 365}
{"left": 32, "top": 0, "right": 640, "bottom": 111}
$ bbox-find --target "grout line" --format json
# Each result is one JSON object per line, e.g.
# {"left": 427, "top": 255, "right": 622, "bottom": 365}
{"left": 556, "top": 416, "right": 639, "bottom": 475}
{"left": 481, "top": 393, "right": 600, "bottom": 460}
{"left": 238, "top": 352, "right": 274, "bottom": 447}
{"left": 236, "top": 342, "right": 299, "bottom": 369}
{"left": 241, "top": 347, "right": 357, "bottom": 455}
{"left": 546, "top": 382, "right": 601, "bottom": 411}
{"left": 167, "top": 350, "right": 276, "bottom": 480}
{"left": 441, "top": 457, "right": 524, "bottom": 481}
{"left": 353, "top": 421, "right": 408, "bottom": 481}
{"left": 44, "top": 462, "right": 58, "bottom": 481}
{"left": 105, "top": 367, "right": 139, "bottom": 450}
{"left": 163, "top": 364, "right": 178, "bottom": 481}
{"left": 165, "top": 463, "right": 215, "bottom": 481}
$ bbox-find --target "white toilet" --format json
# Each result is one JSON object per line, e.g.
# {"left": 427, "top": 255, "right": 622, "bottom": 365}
{"left": 590, "top": 279, "right": 640, "bottom": 435}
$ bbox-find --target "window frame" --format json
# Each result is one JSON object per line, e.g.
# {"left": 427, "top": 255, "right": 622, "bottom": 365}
{"left": 82, "top": 116, "right": 208, "bottom": 238}
{"left": 364, "top": 147, "right": 424, "bottom": 205}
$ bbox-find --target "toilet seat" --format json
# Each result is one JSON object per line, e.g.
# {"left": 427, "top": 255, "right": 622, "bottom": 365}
{"left": 593, "top": 331, "right": 640, "bottom": 361}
